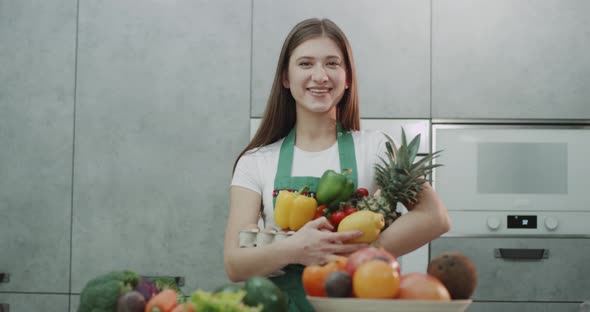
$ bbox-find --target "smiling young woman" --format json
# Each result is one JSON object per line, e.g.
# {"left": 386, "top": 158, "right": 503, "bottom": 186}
{"left": 224, "top": 18, "right": 450, "bottom": 312}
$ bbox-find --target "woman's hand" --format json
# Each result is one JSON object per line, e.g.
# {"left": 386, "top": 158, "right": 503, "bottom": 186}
{"left": 285, "top": 217, "right": 368, "bottom": 266}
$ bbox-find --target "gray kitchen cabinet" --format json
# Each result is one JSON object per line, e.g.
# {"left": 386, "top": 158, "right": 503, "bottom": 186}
{"left": 0, "top": 294, "right": 69, "bottom": 312}
{"left": 251, "top": 0, "right": 431, "bottom": 118}
{"left": 432, "top": 0, "right": 590, "bottom": 119}
{"left": 0, "top": 0, "right": 76, "bottom": 293}
{"left": 71, "top": 0, "right": 251, "bottom": 293}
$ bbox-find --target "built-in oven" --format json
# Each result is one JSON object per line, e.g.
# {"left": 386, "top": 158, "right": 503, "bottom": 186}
{"left": 431, "top": 121, "right": 590, "bottom": 312}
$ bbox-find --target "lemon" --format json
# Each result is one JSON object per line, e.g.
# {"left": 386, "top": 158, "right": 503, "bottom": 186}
{"left": 337, "top": 210, "right": 385, "bottom": 243}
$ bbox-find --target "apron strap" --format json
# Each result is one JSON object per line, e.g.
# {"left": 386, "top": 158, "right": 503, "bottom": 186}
{"left": 274, "top": 123, "right": 358, "bottom": 186}
{"left": 275, "top": 127, "right": 296, "bottom": 181}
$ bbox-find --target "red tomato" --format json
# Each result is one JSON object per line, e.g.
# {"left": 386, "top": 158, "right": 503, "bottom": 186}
{"left": 313, "top": 205, "right": 329, "bottom": 219}
{"left": 355, "top": 188, "right": 369, "bottom": 198}
{"left": 329, "top": 211, "right": 347, "bottom": 226}
{"left": 343, "top": 205, "right": 358, "bottom": 216}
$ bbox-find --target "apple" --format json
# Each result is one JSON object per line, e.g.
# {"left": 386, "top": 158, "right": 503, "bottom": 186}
{"left": 345, "top": 247, "right": 400, "bottom": 276}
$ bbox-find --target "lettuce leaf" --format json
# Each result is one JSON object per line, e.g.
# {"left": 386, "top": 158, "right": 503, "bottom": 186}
{"left": 190, "top": 290, "right": 262, "bottom": 312}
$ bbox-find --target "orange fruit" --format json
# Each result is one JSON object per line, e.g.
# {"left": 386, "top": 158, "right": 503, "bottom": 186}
{"left": 398, "top": 272, "right": 451, "bottom": 300}
{"left": 352, "top": 259, "right": 400, "bottom": 299}
{"left": 302, "top": 256, "right": 348, "bottom": 297}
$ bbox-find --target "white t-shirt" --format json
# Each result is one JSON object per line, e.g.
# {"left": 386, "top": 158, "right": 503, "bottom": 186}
{"left": 231, "top": 130, "right": 388, "bottom": 229}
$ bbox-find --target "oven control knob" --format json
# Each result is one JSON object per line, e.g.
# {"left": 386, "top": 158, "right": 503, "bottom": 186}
{"left": 486, "top": 216, "right": 501, "bottom": 231}
{"left": 544, "top": 217, "right": 558, "bottom": 231}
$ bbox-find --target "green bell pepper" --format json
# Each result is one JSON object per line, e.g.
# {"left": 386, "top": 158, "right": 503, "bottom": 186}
{"left": 316, "top": 169, "right": 356, "bottom": 209}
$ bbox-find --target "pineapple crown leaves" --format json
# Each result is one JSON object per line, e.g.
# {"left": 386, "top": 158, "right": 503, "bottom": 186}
{"left": 375, "top": 128, "right": 444, "bottom": 206}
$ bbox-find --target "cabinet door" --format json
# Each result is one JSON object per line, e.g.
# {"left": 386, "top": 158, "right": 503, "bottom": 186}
{"left": 432, "top": 0, "right": 590, "bottom": 119}
{"left": 0, "top": 294, "right": 69, "bottom": 312}
{"left": 0, "top": 0, "right": 75, "bottom": 293}
{"left": 72, "top": 0, "right": 251, "bottom": 293}
{"left": 251, "top": 0, "right": 431, "bottom": 118}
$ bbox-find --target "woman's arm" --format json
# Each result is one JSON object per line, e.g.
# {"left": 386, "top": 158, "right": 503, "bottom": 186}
{"left": 372, "top": 182, "right": 450, "bottom": 257}
{"left": 224, "top": 186, "right": 367, "bottom": 282}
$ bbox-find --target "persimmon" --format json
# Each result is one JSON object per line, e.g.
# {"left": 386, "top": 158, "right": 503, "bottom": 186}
{"left": 302, "top": 256, "right": 347, "bottom": 297}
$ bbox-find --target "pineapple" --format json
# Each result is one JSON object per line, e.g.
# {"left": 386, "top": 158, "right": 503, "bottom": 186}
{"left": 355, "top": 195, "right": 401, "bottom": 229}
{"left": 355, "top": 128, "right": 443, "bottom": 229}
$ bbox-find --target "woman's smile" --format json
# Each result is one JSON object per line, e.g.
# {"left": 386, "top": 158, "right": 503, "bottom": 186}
{"left": 307, "top": 86, "right": 332, "bottom": 96}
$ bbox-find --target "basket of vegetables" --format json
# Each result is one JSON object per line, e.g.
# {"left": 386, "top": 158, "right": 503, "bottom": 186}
{"left": 77, "top": 270, "right": 287, "bottom": 312}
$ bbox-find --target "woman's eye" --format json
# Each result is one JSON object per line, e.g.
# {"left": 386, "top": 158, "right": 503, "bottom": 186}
{"left": 299, "top": 62, "right": 312, "bottom": 67}
{"left": 327, "top": 61, "right": 341, "bottom": 67}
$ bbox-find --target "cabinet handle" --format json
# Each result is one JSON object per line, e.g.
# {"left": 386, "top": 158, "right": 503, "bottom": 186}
{"left": 494, "top": 248, "right": 549, "bottom": 260}
{"left": 0, "top": 273, "right": 8, "bottom": 283}
{"left": 0, "top": 303, "right": 9, "bottom": 312}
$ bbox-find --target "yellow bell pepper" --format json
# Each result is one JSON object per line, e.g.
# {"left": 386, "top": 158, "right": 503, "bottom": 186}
{"left": 274, "top": 186, "right": 318, "bottom": 231}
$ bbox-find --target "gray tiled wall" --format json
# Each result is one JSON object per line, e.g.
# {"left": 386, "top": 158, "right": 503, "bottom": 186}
{"left": 0, "top": 294, "right": 69, "bottom": 312}
{"left": 0, "top": 0, "right": 76, "bottom": 294}
{"left": 71, "top": 0, "right": 250, "bottom": 293}
{"left": 2, "top": 0, "right": 590, "bottom": 311}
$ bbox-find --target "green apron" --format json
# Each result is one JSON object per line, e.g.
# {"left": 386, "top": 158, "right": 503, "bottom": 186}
{"left": 270, "top": 124, "right": 357, "bottom": 312}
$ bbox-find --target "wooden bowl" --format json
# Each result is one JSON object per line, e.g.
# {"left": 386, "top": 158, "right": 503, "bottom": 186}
{"left": 306, "top": 296, "right": 472, "bottom": 312}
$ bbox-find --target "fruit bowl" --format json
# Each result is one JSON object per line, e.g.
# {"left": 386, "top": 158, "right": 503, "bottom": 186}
{"left": 307, "top": 296, "right": 472, "bottom": 312}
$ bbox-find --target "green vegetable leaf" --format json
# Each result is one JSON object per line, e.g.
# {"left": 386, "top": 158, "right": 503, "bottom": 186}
{"left": 190, "top": 290, "right": 262, "bottom": 312}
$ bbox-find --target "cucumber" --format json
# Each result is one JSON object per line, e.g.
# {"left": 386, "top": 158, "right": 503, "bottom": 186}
{"left": 242, "top": 276, "right": 287, "bottom": 312}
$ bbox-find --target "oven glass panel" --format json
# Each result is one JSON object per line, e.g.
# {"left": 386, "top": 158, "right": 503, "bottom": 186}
{"left": 477, "top": 142, "right": 567, "bottom": 194}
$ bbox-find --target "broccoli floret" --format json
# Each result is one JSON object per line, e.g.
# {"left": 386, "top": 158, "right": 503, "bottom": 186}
{"left": 78, "top": 270, "right": 140, "bottom": 312}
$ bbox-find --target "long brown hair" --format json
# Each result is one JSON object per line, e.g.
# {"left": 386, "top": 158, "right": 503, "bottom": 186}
{"left": 234, "top": 18, "right": 359, "bottom": 172}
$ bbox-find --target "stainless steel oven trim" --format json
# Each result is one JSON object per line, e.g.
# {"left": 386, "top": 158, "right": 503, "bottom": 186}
{"left": 441, "top": 234, "right": 590, "bottom": 238}
{"left": 432, "top": 119, "right": 590, "bottom": 126}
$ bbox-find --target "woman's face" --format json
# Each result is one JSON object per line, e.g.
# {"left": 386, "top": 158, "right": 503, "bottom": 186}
{"left": 283, "top": 36, "right": 347, "bottom": 115}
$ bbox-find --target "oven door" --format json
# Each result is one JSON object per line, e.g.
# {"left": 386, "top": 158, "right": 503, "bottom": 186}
{"left": 432, "top": 125, "right": 590, "bottom": 212}
{"left": 430, "top": 236, "right": 590, "bottom": 310}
